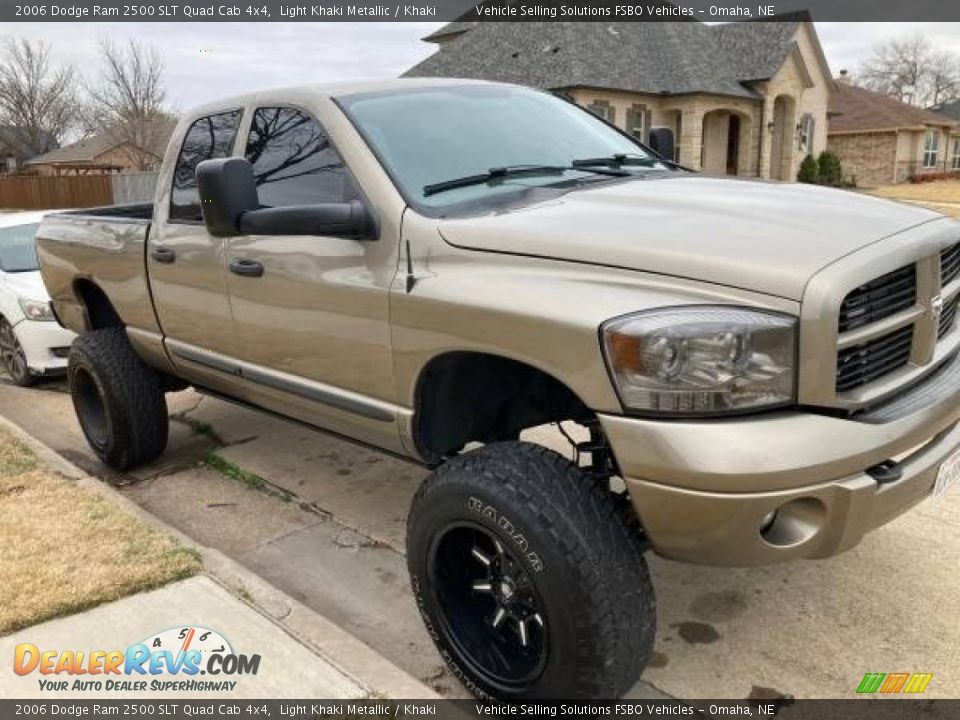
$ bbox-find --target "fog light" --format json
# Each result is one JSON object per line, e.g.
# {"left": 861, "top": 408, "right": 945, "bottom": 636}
{"left": 760, "top": 498, "right": 826, "bottom": 548}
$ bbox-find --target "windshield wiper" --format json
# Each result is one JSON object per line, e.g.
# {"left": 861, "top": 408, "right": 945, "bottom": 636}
{"left": 423, "top": 163, "right": 628, "bottom": 198}
{"left": 572, "top": 153, "right": 681, "bottom": 170}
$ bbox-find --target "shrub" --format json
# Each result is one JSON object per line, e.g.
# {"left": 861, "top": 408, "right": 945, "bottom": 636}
{"left": 909, "top": 171, "right": 960, "bottom": 184}
{"left": 797, "top": 154, "right": 818, "bottom": 184}
{"left": 817, "top": 151, "right": 844, "bottom": 187}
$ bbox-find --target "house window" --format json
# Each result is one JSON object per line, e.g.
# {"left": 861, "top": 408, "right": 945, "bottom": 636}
{"left": 798, "top": 114, "right": 815, "bottom": 153}
{"left": 952, "top": 138, "right": 960, "bottom": 170}
{"left": 625, "top": 104, "right": 648, "bottom": 141}
{"left": 586, "top": 100, "right": 615, "bottom": 124}
{"left": 923, "top": 129, "right": 940, "bottom": 169}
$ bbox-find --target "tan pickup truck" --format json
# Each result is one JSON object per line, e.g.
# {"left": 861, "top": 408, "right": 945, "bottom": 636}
{"left": 37, "top": 79, "right": 960, "bottom": 699}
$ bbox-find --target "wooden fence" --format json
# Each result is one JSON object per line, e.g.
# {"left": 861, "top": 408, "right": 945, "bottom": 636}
{"left": 0, "top": 174, "right": 113, "bottom": 210}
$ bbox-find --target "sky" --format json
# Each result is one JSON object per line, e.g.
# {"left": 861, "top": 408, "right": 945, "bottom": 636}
{"left": 3, "top": 21, "right": 960, "bottom": 112}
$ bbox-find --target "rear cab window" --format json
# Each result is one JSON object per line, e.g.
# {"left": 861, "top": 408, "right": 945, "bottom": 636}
{"left": 169, "top": 110, "right": 243, "bottom": 222}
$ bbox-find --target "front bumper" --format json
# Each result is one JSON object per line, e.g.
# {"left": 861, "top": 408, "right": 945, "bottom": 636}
{"left": 600, "top": 356, "right": 960, "bottom": 566}
{"left": 14, "top": 318, "right": 75, "bottom": 374}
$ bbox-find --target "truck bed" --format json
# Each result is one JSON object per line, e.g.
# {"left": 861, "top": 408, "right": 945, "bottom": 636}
{"left": 54, "top": 203, "right": 154, "bottom": 222}
{"left": 36, "top": 204, "right": 161, "bottom": 339}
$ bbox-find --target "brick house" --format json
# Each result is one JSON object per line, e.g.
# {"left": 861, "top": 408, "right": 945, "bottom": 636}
{"left": 404, "top": 15, "right": 834, "bottom": 180}
{"left": 827, "top": 82, "right": 960, "bottom": 187}
{"left": 24, "top": 120, "right": 175, "bottom": 176}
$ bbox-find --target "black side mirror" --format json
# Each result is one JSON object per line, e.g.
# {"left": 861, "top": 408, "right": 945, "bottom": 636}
{"left": 237, "top": 201, "right": 373, "bottom": 239}
{"left": 197, "top": 157, "right": 375, "bottom": 240}
{"left": 648, "top": 128, "right": 675, "bottom": 162}
{"left": 197, "top": 157, "right": 259, "bottom": 237}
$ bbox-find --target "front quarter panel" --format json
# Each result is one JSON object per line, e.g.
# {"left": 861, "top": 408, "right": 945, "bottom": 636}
{"left": 391, "top": 211, "right": 800, "bottom": 422}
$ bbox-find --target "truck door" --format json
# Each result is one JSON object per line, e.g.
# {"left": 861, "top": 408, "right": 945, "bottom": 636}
{"left": 148, "top": 110, "right": 246, "bottom": 395}
{"left": 226, "top": 106, "right": 400, "bottom": 451}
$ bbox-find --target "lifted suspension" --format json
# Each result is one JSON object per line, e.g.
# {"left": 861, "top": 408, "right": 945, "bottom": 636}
{"left": 557, "top": 418, "right": 618, "bottom": 482}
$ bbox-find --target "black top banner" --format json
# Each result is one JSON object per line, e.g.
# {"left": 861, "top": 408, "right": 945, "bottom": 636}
{"left": 1, "top": 0, "right": 959, "bottom": 23}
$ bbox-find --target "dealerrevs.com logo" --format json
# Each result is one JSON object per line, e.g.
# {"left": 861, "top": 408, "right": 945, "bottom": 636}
{"left": 13, "top": 626, "right": 261, "bottom": 693}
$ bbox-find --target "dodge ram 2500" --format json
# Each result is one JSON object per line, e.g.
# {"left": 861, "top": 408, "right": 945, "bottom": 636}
{"left": 37, "top": 79, "right": 960, "bottom": 699}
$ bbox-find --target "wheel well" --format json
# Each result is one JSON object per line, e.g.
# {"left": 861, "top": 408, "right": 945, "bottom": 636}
{"left": 413, "top": 352, "right": 593, "bottom": 463}
{"left": 74, "top": 280, "right": 123, "bottom": 330}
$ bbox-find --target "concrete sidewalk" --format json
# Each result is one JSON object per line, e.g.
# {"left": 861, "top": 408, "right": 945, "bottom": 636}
{"left": 0, "top": 577, "right": 365, "bottom": 699}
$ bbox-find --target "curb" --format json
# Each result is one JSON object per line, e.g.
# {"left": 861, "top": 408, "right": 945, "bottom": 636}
{"left": 0, "top": 413, "right": 440, "bottom": 700}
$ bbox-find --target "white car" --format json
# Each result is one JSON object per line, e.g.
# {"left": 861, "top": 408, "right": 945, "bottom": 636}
{"left": 0, "top": 211, "right": 76, "bottom": 386}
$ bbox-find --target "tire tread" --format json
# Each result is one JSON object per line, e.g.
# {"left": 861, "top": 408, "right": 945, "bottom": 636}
{"left": 69, "top": 328, "right": 168, "bottom": 470}
{"left": 408, "top": 441, "right": 655, "bottom": 699}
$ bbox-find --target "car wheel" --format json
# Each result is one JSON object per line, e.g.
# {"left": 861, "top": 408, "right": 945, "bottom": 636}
{"left": 0, "top": 316, "right": 36, "bottom": 387}
{"left": 407, "top": 441, "right": 655, "bottom": 699}
{"left": 68, "top": 328, "right": 168, "bottom": 470}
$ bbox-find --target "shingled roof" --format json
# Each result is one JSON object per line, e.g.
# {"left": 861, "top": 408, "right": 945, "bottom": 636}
{"left": 828, "top": 83, "right": 957, "bottom": 134}
{"left": 930, "top": 99, "right": 960, "bottom": 122}
{"left": 405, "top": 15, "right": 816, "bottom": 99}
{"left": 26, "top": 119, "right": 176, "bottom": 167}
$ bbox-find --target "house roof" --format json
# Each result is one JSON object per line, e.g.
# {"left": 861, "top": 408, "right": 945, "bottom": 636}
{"left": 406, "top": 14, "right": 814, "bottom": 99}
{"left": 828, "top": 83, "right": 958, "bottom": 134}
{"left": 930, "top": 99, "right": 960, "bottom": 121}
{"left": 26, "top": 119, "right": 175, "bottom": 166}
{"left": 711, "top": 19, "right": 807, "bottom": 81}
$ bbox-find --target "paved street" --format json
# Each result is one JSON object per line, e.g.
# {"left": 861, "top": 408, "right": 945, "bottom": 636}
{"left": 1, "top": 373, "right": 958, "bottom": 699}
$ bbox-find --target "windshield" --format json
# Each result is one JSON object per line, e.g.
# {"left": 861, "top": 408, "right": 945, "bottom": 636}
{"left": 338, "top": 84, "right": 664, "bottom": 211}
{"left": 0, "top": 223, "right": 40, "bottom": 272}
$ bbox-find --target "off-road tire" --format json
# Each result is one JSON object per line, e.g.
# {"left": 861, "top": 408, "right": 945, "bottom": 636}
{"left": 407, "top": 441, "right": 655, "bottom": 699}
{"left": 68, "top": 328, "right": 168, "bottom": 470}
{"left": 0, "top": 315, "right": 36, "bottom": 387}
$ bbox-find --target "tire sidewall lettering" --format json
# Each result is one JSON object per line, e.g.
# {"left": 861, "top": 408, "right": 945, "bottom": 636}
{"left": 410, "top": 574, "right": 494, "bottom": 700}
{"left": 467, "top": 496, "right": 544, "bottom": 573}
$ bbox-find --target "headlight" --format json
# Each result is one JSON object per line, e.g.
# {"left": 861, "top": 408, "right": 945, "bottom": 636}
{"left": 19, "top": 298, "right": 55, "bottom": 322}
{"left": 601, "top": 306, "right": 796, "bottom": 416}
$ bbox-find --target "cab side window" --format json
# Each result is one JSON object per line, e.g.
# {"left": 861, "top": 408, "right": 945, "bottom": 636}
{"left": 169, "top": 110, "right": 243, "bottom": 222}
{"left": 245, "top": 107, "right": 354, "bottom": 208}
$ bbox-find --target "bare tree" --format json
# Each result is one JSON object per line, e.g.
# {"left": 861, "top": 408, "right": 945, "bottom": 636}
{"left": 86, "top": 39, "right": 172, "bottom": 170}
{"left": 926, "top": 49, "right": 960, "bottom": 107}
{"left": 857, "top": 33, "right": 960, "bottom": 107}
{"left": 0, "top": 39, "right": 78, "bottom": 161}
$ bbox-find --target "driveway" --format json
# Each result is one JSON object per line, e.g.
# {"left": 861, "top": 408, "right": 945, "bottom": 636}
{"left": 1, "top": 373, "right": 958, "bottom": 699}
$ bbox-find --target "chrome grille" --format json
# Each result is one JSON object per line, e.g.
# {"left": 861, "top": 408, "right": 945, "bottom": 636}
{"left": 838, "top": 264, "right": 916, "bottom": 333}
{"left": 940, "top": 295, "right": 959, "bottom": 339}
{"left": 806, "top": 230, "right": 960, "bottom": 411}
{"left": 836, "top": 325, "right": 914, "bottom": 392}
{"left": 942, "top": 243, "right": 960, "bottom": 287}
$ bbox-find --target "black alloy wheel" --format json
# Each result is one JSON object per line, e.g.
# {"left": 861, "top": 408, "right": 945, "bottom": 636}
{"left": 429, "top": 521, "right": 549, "bottom": 689}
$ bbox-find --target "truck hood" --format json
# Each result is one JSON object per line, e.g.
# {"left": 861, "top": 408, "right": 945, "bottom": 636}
{"left": 438, "top": 176, "right": 943, "bottom": 300}
{"left": 2, "top": 270, "right": 50, "bottom": 302}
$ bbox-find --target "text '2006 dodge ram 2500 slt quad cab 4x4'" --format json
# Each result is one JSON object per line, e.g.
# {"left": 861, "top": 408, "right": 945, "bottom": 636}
{"left": 37, "top": 79, "right": 960, "bottom": 699}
